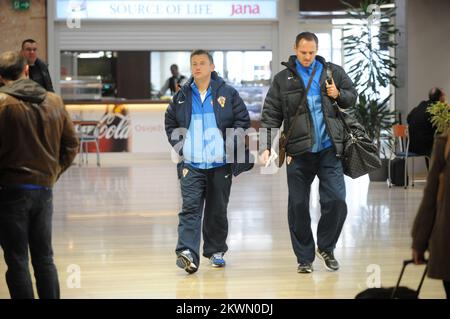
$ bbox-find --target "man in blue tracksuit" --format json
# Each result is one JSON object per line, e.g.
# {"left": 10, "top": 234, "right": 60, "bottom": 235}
{"left": 165, "top": 50, "right": 251, "bottom": 274}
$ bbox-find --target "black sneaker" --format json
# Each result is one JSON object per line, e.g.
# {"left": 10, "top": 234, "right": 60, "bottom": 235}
{"left": 297, "top": 262, "right": 313, "bottom": 273}
{"left": 316, "top": 249, "right": 339, "bottom": 271}
{"left": 176, "top": 250, "right": 198, "bottom": 274}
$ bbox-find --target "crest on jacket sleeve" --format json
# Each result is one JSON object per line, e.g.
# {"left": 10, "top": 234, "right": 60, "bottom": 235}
{"left": 217, "top": 96, "right": 226, "bottom": 108}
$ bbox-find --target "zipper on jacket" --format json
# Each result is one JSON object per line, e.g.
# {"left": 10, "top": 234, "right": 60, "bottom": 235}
{"left": 310, "top": 97, "right": 322, "bottom": 152}
{"left": 201, "top": 93, "right": 206, "bottom": 164}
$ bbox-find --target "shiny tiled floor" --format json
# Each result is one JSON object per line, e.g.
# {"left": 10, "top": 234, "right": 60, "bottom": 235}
{"left": 0, "top": 154, "right": 445, "bottom": 298}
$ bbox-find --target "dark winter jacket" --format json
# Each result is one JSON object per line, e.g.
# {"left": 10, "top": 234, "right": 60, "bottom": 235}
{"left": 261, "top": 55, "right": 357, "bottom": 156}
{"left": 29, "top": 58, "right": 54, "bottom": 92}
{"left": 164, "top": 72, "right": 252, "bottom": 176}
{"left": 407, "top": 100, "right": 436, "bottom": 156}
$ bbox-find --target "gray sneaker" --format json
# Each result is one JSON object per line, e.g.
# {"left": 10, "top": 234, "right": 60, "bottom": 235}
{"left": 316, "top": 249, "right": 339, "bottom": 271}
{"left": 209, "top": 252, "right": 226, "bottom": 268}
{"left": 297, "top": 262, "right": 313, "bottom": 273}
{"left": 176, "top": 250, "right": 198, "bottom": 274}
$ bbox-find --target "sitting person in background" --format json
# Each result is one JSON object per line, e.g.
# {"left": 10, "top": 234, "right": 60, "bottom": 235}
{"left": 411, "top": 131, "right": 450, "bottom": 299}
{"left": 407, "top": 87, "right": 446, "bottom": 163}
{"left": 159, "top": 64, "right": 187, "bottom": 97}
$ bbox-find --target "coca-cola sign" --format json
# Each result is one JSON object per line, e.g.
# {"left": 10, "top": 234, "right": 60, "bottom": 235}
{"left": 98, "top": 112, "right": 130, "bottom": 139}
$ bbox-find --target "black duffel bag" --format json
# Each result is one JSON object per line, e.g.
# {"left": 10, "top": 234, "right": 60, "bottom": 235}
{"left": 336, "top": 108, "right": 382, "bottom": 179}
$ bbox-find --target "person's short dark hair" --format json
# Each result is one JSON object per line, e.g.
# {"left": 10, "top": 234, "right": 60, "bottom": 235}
{"left": 170, "top": 64, "right": 179, "bottom": 75}
{"left": 190, "top": 49, "right": 214, "bottom": 64}
{"left": 428, "top": 87, "right": 443, "bottom": 102}
{"left": 0, "top": 51, "right": 27, "bottom": 81}
{"left": 295, "top": 32, "right": 319, "bottom": 47}
{"left": 21, "top": 39, "right": 37, "bottom": 49}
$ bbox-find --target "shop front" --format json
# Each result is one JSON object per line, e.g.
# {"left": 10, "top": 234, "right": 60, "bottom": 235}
{"left": 47, "top": 0, "right": 283, "bottom": 155}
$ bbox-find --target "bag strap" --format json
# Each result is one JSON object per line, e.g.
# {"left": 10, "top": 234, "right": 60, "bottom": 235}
{"left": 324, "top": 62, "right": 355, "bottom": 136}
{"left": 335, "top": 106, "right": 353, "bottom": 134}
{"left": 329, "top": 96, "right": 352, "bottom": 135}
{"left": 281, "top": 64, "right": 317, "bottom": 148}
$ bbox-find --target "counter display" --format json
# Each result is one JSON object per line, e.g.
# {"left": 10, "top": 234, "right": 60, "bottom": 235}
{"left": 66, "top": 100, "right": 169, "bottom": 155}
{"left": 66, "top": 98, "right": 262, "bottom": 155}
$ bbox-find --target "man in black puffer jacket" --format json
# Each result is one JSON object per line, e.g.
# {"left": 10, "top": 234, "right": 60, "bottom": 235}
{"left": 261, "top": 32, "right": 357, "bottom": 274}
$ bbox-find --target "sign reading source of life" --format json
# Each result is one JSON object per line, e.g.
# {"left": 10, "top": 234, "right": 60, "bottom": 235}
{"left": 56, "top": 0, "right": 277, "bottom": 20}
{"left": 12, "top": 0, "right": 30, "bottom": 11}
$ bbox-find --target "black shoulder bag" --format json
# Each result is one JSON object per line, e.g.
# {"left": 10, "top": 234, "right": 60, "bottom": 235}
{"left": 326, "top": 63, "right": 382, "bottom": 178}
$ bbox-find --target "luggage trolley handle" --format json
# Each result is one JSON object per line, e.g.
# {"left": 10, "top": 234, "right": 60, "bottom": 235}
{"left": 391, "top": 259, "right": 428, "bottom": 299}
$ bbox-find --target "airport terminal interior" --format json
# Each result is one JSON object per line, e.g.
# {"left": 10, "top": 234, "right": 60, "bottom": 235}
{"left": 0, "top": 156, "right": 443, "bottom": 298}
{"left": 0, "top": 0, "right": 449, "bottom": 299}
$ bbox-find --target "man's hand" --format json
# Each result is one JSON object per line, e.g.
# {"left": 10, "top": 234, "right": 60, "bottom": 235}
{"left": 260, "top": 149, "right": 270, "bottom": 166}
{"left": 412, "top": 249, "right": 426, "bottom": 265}
{"left": 326, "top": 77, "right": 340, "bottom": 100}
{"left": 287, "top": 156, "right": 292, "bottom": 165}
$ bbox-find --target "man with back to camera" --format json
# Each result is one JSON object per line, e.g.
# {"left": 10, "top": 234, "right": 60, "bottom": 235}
{"left": 407, "top": 87, "right": 446, "bottom": 167}
{"left": 165, "top": 49, "right": 251, "bottom": 274}
{"left": 20, "top": 39, "right": 54, "bottom": 92}
{"left": 260, "top": 32, "right": 357, "bottom": 273}
{"left": 159, "top": 64, "right": 187, "bottom": 96}
{"left": 0, "top": 51, "right": 79, "bottom": 298}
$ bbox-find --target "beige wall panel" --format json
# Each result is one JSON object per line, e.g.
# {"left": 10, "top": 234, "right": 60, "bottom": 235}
{"left": 0, "top": 0, "right": 47, "bottom": 61}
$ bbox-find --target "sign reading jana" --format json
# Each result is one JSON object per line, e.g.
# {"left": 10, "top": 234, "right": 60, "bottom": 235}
{"left": 56, "top": 0, "right": 277, "bottom": 20}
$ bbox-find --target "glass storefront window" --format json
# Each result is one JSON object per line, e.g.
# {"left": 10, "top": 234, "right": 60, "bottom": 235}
{"left": 150, "top": 51, "right": 191, "bottom": 97}
{"left": 60, "top": 49, "right": 272, "bottom": 120}
{"left": 60, "top": 51, "right": 117, "bottom": 99}
{"left": 223, "top": 51, "right": 272, "bottom": 84}
{"left": 151, "top": 50, "right": 272, "bottom": 91}
{"left": 150, "top": 50, "right": 272, "bottom": 120}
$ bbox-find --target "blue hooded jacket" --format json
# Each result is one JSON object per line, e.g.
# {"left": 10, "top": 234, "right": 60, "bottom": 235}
{"left": 165, "top": 72, "right": 253, "bottom": 176}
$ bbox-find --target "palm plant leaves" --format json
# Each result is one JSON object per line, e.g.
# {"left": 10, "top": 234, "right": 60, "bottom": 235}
{"left": 341, "top": 0, "right": 398, "bottom": 155}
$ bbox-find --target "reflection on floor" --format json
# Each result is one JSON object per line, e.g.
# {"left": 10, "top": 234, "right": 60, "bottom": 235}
{"left": 0, "top": 155, "right": 443, "bottom": 298}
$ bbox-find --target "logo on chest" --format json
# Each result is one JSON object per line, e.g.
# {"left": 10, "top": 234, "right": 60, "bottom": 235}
{"left": 217, "top": 96, "right": 226, "bottom": 108}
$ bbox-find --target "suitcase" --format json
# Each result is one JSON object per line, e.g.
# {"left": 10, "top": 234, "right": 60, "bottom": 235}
{"left": 390, "top": 158, "right": 409, "bottom": 186}
{"left": 355, "top": 259, "right": 428, "bottom": 299}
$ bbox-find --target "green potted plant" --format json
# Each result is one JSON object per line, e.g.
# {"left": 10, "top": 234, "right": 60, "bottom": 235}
{"left": 427, "top": 101, "right": 450, "bottom": 134}
{"left": 341, "top": 0, "right": 398, "bottom": 181}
